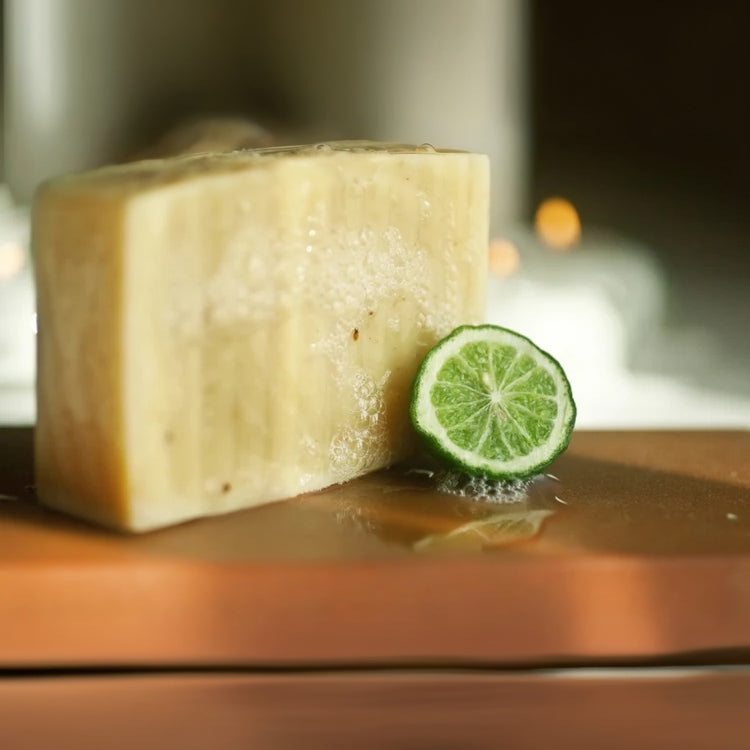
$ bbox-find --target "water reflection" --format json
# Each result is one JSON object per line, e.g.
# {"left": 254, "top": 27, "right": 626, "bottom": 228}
{"left": 306, "top": 462, "right": 564, "bottom": 552}
{"left": 414, "top": 508, "right": 556, "bottom": 552}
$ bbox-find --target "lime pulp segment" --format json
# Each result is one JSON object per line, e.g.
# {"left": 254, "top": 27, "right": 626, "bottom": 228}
{"left": 410, "top": 325, "right": 576, "bottom": 479}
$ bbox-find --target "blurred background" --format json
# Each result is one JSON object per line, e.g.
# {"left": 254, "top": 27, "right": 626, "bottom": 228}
{"left": 1, "top": 0, "right": 749, "bottom": 428}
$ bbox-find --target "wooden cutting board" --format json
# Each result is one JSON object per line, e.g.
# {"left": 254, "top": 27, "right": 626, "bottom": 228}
{"left": 1, "top": 428, "right": 750, "bottom": 668}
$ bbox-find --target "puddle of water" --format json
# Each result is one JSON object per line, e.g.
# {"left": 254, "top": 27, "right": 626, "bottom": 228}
{"left": 319, "top": 460, "right": 566, "bottom": 552}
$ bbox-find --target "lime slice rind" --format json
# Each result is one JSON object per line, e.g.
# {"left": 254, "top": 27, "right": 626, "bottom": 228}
{"left": 410, "top": 325, "right": 576, "bottom": 480}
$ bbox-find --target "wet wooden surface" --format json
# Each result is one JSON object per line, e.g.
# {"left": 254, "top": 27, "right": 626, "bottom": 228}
{"left": 1, "top": 428, "right": 750, "bottom": 668}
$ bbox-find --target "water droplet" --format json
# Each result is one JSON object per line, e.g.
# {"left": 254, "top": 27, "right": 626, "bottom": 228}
{"left": 315, "top": 142, "right": 333, "bottom": 152}
{"left": 405, "top": 468, "right": 436, "bottom": 479}
{"left": 308, "top": 228, "right": 317, "bottom": 238}
{"left": 727, "top": 512, "right": 739, "bottom": 521}
{"left": 305, "top": 245, "right": 314, "bottom": 253}
{"left": 416, "top": 143, "right": 436, "bottom": 153}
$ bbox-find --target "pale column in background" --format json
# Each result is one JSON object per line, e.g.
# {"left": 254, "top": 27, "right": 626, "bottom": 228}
{"left": 5, "top": 0, "right": 528, "bottom": 226}
{"left": 5, "top": 0, "right": 135, "bottom": 202}
{"left": 259, "top": 0, "right": 529, "bottom": 232}
{"left": 3, "top": 0, "right": 247, "bottom": 203}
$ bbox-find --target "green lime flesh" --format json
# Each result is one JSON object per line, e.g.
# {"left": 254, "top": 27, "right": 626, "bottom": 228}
{"left": 410, "top": 325, "right": 576, "bottom": 480}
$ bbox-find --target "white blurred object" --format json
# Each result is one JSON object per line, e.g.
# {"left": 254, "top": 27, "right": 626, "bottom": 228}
{"left": 579, "top": 371, "right": 750, "bottom": 429}
{"left": 486, "top": 227, "right": 666, "bottom": 389}
{"left": 0, "top": 187, "right": 35, "bottom": 424}
{"left": 486, "top": 225, "right": 750, "bottom": 428}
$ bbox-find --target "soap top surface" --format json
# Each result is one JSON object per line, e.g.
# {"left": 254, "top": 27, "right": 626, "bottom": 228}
{"left": 37, "top": 141, "right": 486, "bottom": 199}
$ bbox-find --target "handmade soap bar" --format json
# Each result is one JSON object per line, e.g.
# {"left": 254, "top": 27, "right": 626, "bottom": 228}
{"left": 33, "top": 142, "right": 489, "bottom": 531}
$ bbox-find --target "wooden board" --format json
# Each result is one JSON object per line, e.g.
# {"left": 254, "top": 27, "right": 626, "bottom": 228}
{"left": 1, "top": 428, "right": 750, "bottom": 668}
{"left": 2, "top": 669, "right": 750, "bottom": 750}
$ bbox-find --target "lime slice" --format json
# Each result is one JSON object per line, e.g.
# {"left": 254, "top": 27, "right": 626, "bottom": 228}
{"left": 410, "top": 325, "right": 576, "bottom": 479}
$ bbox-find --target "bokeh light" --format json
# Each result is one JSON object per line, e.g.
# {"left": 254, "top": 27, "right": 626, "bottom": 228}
{"left": 488, "top": 238, "right": 521, "bottom": 278}
{"left": 534, "top": 198, "right": 581, "bottom": 251}
{"left": 0, "top": 242, "right": 26, "bottom": 280}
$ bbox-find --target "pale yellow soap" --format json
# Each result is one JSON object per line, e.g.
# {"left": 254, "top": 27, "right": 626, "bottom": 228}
{"left": 33, "top": 142, "right": 489, "bottom": 531}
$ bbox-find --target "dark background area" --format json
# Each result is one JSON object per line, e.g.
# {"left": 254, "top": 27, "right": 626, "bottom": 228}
{"left": 533, "top": 1, "right": 750, "bottom": 194}
{"left": 531, "top": 0, "right": 750, "bottom": 374}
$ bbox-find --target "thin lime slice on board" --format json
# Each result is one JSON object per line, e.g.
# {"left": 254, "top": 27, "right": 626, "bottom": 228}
{"left": 410, "top": 325, "right": 576, "bottom": 480}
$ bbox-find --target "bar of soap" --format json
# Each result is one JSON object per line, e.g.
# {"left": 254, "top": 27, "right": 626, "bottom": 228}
{"left": 33, "top": 142, "right": 489, "bottom": 531}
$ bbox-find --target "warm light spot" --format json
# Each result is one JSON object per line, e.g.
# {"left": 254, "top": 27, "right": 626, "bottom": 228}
{"left": 0, "top": 242, "right": 26, "bottom": 280}
{"left": 488, "top": 238, "right": 521, "bottom": 277}
{"left": 535, "top": 198, "right": 581, "bottom": 250}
